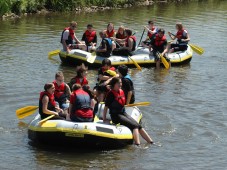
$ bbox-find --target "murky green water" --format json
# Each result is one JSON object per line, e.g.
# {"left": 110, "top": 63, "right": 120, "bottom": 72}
{"left": 0, "top": 1, "right": 227, "bottom": 169}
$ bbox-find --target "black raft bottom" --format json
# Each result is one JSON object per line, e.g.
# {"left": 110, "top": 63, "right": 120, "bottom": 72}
{"left": 28, "top": 130, "right": 133, "bottom": 150}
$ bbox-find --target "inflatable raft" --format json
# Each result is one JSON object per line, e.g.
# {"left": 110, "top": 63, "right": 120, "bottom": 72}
{"left": 28, "top": 104, "right": 142, "bottom": 148}
{"left": 59, "top": 45, "right": 193, "bottom": 68}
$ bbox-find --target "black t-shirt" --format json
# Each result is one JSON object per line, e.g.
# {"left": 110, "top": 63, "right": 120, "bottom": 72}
{"left": 121, "top": 78, "right": 135, "bottom": 104}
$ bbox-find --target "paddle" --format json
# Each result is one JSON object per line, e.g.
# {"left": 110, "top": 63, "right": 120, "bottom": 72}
{"left": 16, "top": 106, "right": 39, "bottom": 119}
{"left": 100, "top": 101, "right": 150, "bottom": 107}
{"left": 137, "top": 29, "right": 145, "bottom": 48}
{"left": 128, "top": 56, "right": 142, "bottom": 71}
{"left": 38, "top": 115, "right": 55, "bottom": 125}
{"left": 87, "top": 51, "right": 97, "bottom": 63}
{"left": 125, "top": 102, "right": 151, "bottom": 107}
{"left": 157, "top": 52, "right": 170, "bottom": 69}
{"left": 188, "top": 44, "right": 204, "bottom": 55}
{"left": 113, "top": 39, "right": 142, "bottom": 71}
{"left": 169, "top": 32, "right": 204, "bottom": 55}
{"left": 48, "top": 49, "right": 61, "bottom": 58}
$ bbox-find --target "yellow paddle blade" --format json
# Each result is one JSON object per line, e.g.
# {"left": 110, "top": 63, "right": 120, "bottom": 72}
{"left": 189, "top": 44, "right": 204, "bottom": 55}
{"left": 160, "top": 55, "right": 170, "bottom": 69}
{"left": 16, "top": 106, "right": 38, "bottom": 119}
{"left": 38, "top": 115, "right": 55, "bottom": 125}
{"left": 41, "top": 122, "right": 57, "bottom": 128}
{"left": 125, "top": 102, "right": 151, "bottom": 107}
{"left": 87, "top": 52, "right": 97, "bottom": 63}
{"left": 94, "top": 115, "right": 100, "bottom": 122}
{"left": 157, "top": 52, "right": 170, "bottom": 69}
{"left": 48, "top": 49, "right": 61, "bottom": 58}
{"left": 128, "top": 56, "right": 142, "bottom": 71}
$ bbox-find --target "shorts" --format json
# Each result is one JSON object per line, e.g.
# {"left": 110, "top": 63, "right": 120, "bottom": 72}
{"left": 153, "top": 50, "right": 170, "bottom": 62}
{"left": 110, "top": 112, "right": 142, "bottom": 131}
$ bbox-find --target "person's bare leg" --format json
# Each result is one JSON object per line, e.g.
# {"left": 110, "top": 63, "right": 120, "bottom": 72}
{"left": 156, "top": 60, "right": 160, "bottom": 69}
{"left": 133, "top": 128, "right": 140, "bottom": 145}
{"left": 139, "top": 128, "right": 153, "bottom": 143}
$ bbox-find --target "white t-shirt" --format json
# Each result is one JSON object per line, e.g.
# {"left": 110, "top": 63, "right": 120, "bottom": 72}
{"left": 62, "top": 30, "right": 75, "bottom": 51}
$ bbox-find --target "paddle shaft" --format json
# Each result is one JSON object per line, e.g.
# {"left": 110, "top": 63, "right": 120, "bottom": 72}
{"left": 137, "top": 29, "right": 145, "bottom": 48}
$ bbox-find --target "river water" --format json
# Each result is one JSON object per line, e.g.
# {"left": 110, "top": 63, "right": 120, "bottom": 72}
{"left": 0, "top": 1, "right": 227, "bottom": 169}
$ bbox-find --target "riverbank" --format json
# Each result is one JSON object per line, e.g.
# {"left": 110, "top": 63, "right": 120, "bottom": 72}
{"left": 1, "top": 0, "right": 176, "bottom": 20}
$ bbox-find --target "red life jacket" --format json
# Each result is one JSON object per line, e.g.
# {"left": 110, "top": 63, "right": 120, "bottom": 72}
{"left": 71, "top": 89, "right": 93, "bottom": 118}
{"left": 106, "top": 30, "right": 115, "bottom": 38}
{"left": 73, "top": 76, "right": 88, "bottom": 86}
{"left": 111, "top": 89, "right": 126, "bottom": 106}
{"left": 154, "top": 34, "right": 167, "bottom": 47}
{"left": 176, "top": 29, "right": 188, "bottom": 43}
{"left": 53, "top": 81, "right": 66, "bottom": 100}
{"left": 39, "top": 91, "right": 56, "bottom": 119}
{"left": 107, "top": 89, "right": 126, "bottom": 115}
{"left": 147, "top": 26, "right": 156, "bottom": 38}
{"left": 85, "top": 30, "right": 96, "bottom": 43}
{"left": 60, "top": 27, "right": 75, "bottom": 45}
{"left": 125, "top": 36, "right": 136, "bottom": 51}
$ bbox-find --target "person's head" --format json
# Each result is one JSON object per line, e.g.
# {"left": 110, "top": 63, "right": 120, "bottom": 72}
{"left": 176, "top": 22, "right": 183, "bottom": 31}
{"left": 107, "top": 23, "right": 114, "bottom": 32}
{"left": 44, "top": 83, "right": 55, "bottom": 94}
{"left": 99, "top": 31, "right": 107, "bottom": 38}
{"left": 157, "top": 28, "right": 165, "bottom": 38}
{"left": 70, "top": 21, "right": 77, "bottom": 30}
{"left": 109, "top": 77, "right": 122, "bottom": 91}
{"left": 76, "top": 64, "right": 87, "bottom": 78}
{"left": 82, "top": 85, "right": 95, "bottom": 99}
{"left": 148, "top": 20, "right": 154, "bottom": 25}
{"left": 87, "top": 24, "right": 93, "bottom": 32}
{"left": 72, "top": 83, "right": 82, "bottom": 91}
{"left": 117, "top": 26, "right": 125, "bottom": 35}
{"left": 101, "top": 58, "right": 112, "bottom": 70}
{"left": 55, "top": 71, "right": 64, "bottom": 85}
{"left": 125, "top": 29, "right": 132, "bottom": 36}
{"left": 117, "top": 65, "right": 128, "bottom": 77}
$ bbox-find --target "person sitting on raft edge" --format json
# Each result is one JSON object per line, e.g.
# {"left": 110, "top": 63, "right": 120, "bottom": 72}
{"left": 60, "top": 21, "right": 86, "bottom": 53}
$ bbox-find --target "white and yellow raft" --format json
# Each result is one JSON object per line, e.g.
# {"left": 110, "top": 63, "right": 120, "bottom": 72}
{"left": 59, "top": 45, "right": 193, "bottom": 67}
{"left": 28, "top": 104, "right": 142, "bottom": 148}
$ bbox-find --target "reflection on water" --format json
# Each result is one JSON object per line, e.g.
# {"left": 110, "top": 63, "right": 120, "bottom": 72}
{"left": 0, "top": 0, "right": 227, "bottom": 169}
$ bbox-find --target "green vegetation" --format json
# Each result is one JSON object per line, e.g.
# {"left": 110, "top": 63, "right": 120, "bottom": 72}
{"left": 0, "top": 0, "right": 140, "bottom": 16}
{"left": 1, "top": 0, "right": 212, "bottom": 17}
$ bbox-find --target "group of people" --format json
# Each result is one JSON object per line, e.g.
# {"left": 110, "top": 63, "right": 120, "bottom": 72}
{"left": 61, "top": 21, "right": 136, "bottom": 57}
{"left": 40, "top": 20, "right": 190, "bottom": 145}
{"left": 61, "top": 20, "right": 190, "bottom": 69}
{"left": 39, "top": 60, "right": 153, "bottom": 145}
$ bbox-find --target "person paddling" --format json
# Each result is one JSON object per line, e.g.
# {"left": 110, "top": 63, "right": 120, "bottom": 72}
{"left": 112, "top": 29, "right": 136, "bottom": 56}
{"left": 168, "top": 22, "right": 190, "bottom": 53}
{"left": 149, "top": 28, "right": 170, "bottom": 69}
{"left": 142, "top": 20, "right": 158, "bottom": 48}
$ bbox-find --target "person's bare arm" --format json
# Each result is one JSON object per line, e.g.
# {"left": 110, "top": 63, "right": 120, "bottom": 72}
{"left": 42, "top": 96, "right": 58, "bottom": 116}
{"left": 126, "top": 91, "right": 133, "bottom": 105}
